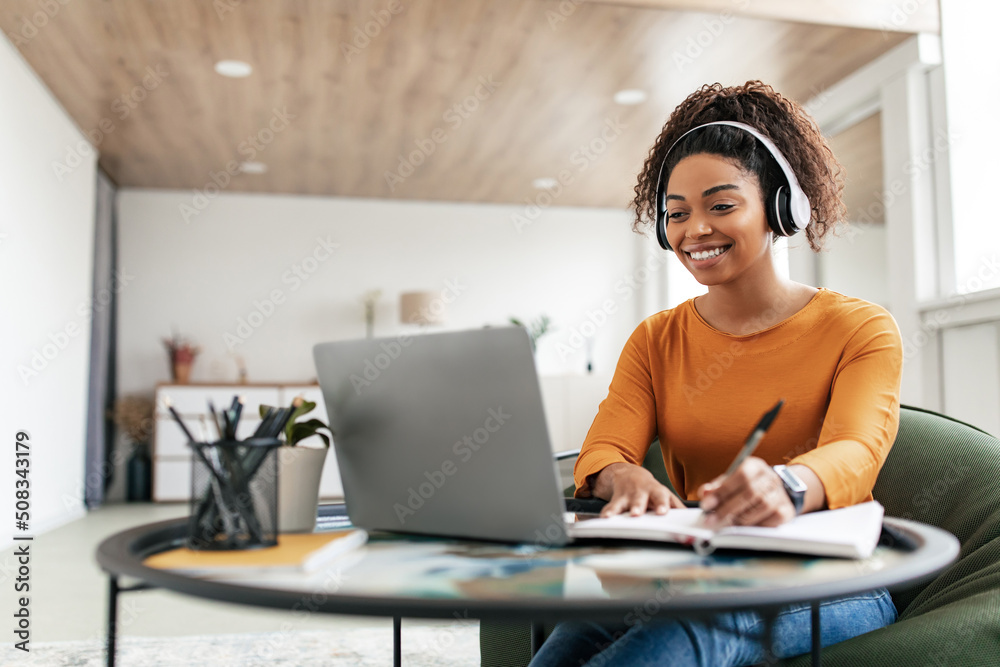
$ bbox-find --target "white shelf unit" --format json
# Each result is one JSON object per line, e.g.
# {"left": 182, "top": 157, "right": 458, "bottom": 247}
{"left": 152, "top": 383, "right": 341, "bottom": 502}
{"left": 151, "top": 375, "right": 613, "bottom": 502}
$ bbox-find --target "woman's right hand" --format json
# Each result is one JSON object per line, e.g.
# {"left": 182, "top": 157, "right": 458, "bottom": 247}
{"left": 591, "top": 462, "right": 686, "bottom": 517}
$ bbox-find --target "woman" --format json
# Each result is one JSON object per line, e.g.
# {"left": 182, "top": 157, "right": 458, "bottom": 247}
{"left": 529, "top": 81, "right": 902, "bottom": 666}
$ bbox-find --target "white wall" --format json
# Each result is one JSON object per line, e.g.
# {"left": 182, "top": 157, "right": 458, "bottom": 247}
{"left": 817, "top": 224, "right": 890, "bottom": 309}
{"left": 0, "top": 34, "right": 97, "bottom": 543}
{"left": 116, "top": 191, "right": 646, "bottom": 396}
{"left": 942, "top": 322, "right": 1000, "bottom": 436}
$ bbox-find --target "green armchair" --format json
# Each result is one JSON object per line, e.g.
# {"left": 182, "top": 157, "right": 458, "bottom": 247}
{"left": 480, "top": 405, "right": 1000, "bottom": 666}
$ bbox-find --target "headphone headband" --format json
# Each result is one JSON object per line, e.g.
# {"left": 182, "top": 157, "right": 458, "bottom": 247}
{"left": 653, "top": 120, "right": 811, "bottom": 250}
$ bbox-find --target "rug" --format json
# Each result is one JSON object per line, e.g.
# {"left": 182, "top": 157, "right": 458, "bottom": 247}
{"left": 21, "top": 623, "right": 480, "bottom": 666}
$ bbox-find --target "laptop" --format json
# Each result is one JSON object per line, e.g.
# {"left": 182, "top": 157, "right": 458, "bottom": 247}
{"left": 312, "top": 325, "right": 575, "bottom": 546}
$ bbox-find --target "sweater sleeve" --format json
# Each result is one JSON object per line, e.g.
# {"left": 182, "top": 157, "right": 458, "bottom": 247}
{"left": 573, "top": 321, "right": 659, "bottom": 498}
{"left": 787, "top": 310, "right": 903, "bottom": 509}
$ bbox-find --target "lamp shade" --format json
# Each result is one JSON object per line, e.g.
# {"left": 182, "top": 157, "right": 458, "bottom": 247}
{"left": 400, "top": 291, "right": 444, "bottom": 325}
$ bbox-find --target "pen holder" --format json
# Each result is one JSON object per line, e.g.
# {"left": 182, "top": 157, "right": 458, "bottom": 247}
{"left": 186, "top": 437, "right": 281, "bottom": 551}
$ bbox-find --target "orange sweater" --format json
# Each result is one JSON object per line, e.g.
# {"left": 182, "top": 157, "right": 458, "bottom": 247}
{"left": 574, "top": 288, "right": 903, "bottom": 510}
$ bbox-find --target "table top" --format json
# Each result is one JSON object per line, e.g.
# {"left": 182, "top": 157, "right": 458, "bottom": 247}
{"left": 97, "top": 506, "right": 960, "bottom": 623}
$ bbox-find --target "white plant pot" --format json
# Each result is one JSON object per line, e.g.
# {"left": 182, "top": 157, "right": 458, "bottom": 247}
{"left": 277, "top": 444, "right": 328, "bottom": 533}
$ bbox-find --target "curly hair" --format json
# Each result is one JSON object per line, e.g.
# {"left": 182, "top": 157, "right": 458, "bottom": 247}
{"left": 631, "top": 81, "right": 845, "bottom": 252}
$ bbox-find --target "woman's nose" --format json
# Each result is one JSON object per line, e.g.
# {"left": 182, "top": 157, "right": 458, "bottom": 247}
{"left": 685, "top": 214, "right": 713, "bottom": 238}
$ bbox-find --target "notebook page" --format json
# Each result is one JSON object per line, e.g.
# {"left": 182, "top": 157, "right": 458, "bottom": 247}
{"left": 569, "top": 508, "right": 715, "bottom": 541}
{"left": 713, "top": 501, "right": 884, "bottom": 553}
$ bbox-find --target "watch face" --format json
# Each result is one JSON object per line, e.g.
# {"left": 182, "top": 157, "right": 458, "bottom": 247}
{"left": 775, "top": 465, "right": 807, "bottom": 494}
{"left": 774, "top": 465, "right": 806, "bottom": 514}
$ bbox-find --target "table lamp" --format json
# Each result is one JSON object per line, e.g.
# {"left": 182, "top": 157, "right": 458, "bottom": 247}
{"left": 400, "top": 290, "right": 445, "bottom": 327}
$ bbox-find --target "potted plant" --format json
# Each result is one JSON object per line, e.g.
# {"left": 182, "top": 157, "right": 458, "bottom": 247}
{"left": 162, "top": 332, "right": 201, "bottom": 384}
{"left": 260, "top": 398, "right": 333, "bottom": 532}
{"left": 509, "top": 314, "right": 553, "bottom": 354}
{"left": 112, "top": 395, "right": 155, "bottom": 502}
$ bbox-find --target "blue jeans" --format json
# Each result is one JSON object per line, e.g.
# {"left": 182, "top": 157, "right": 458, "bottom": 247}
{"left": 528, "top": 588, "right": 896, "bottom": 667}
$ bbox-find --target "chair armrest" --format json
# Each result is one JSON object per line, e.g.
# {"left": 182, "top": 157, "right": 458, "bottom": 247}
{"left": 553, "top": 449, "right": 580, "bottom": 462}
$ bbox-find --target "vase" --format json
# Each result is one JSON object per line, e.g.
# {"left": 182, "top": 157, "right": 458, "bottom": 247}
{"left": 172, "top": 360, "right": 192, "bottom": 384}
{"left": 126, "top": 446, "right": 152, "bottom": 502}
{"left": 277, "top": 444, "right": 329, "bottom": 532}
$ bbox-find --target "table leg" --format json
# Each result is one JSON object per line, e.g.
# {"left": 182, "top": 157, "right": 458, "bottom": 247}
{"left": 394, "top": 616, "right": 401, "bottom": 667}
{"left": 530, "top": 622, "right": 545, "bottom": 656}
{"left": 106, "top": 576, "right": 119, "bottom": 667}
{"left": 811, "top": 600, "right": 822, "bottom": 666}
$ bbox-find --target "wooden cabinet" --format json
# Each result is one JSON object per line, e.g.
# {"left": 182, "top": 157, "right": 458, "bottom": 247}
{"left": 152, "top": 383, "right": 342, "bottom": 502}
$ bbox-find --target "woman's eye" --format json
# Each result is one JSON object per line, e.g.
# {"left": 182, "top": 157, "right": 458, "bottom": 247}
{"left": 711, "top": 203, "right": 734, "bottom": 212}
{"left": 667, "top": 211, "right": 687, "bottom": 220}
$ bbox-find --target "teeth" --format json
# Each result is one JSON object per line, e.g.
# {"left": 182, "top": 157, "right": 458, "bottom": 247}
{"left": 689, "top": 246, "right": 729, "bottom": 261}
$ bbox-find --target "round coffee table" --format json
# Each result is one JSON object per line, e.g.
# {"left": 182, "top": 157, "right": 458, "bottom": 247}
{"left": 97, "top": 505, "right": 959, "bottom": 667}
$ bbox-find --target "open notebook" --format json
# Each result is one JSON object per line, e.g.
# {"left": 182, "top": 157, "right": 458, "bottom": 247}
{"left": 569, "top": 501, "right": 885, "bottom": 559}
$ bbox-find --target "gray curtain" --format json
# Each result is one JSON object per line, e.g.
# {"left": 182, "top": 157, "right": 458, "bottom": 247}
{"left": 84, "top": 170, "right": 118, "bottom": 508}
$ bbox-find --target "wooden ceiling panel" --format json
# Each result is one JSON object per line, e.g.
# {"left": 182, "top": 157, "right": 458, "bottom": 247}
{"left": 0, "top": 0, "right": 908, "bottom": 207}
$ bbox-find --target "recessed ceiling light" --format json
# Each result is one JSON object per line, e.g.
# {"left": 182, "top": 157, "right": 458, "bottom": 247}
{"left": 613, "top": 89, "right": 648, "bottom": 106}
{"left": 214, "top": 60, "right": 253, "bottom": 78}
{"left": 239, "top": 161, "right": 268, "bottom": 174}
{"left": 532, "top": 177, "right": 558, "bottom": 189}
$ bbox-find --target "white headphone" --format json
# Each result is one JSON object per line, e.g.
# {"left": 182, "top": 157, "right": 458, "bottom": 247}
{"left": 653, "top": 121, "right": 811, "bottom": 251}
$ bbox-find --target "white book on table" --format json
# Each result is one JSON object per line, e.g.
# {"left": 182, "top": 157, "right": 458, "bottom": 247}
{"left": 568, "top": 501, "right": 885, "bottom": 559}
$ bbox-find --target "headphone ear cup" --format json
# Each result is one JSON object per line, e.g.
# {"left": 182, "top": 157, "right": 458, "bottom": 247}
{"left": 771, "top": 186, "right": 797, "bottom": 237}
{"left": 656, "top": 187, "right": 672, "bottom": 250}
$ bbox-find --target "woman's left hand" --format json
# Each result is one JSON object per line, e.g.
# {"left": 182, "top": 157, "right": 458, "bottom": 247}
{"left": 696, "top": 456, "right": 795, "bottom": 528}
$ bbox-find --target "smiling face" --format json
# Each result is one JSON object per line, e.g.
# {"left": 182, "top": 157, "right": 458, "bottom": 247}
{"left": 664, "top": 153, "right": 775, "bottom": 288}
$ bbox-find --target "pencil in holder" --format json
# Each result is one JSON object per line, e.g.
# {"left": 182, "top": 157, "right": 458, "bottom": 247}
{"left": 186, "top": 437, "right": 281, "bottom": 550}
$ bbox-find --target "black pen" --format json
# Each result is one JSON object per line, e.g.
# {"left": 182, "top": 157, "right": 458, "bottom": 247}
{"left": 699, "top": 399, "right": 784, "bottom": 523}
{"left": 229, "top": 395, "right": 244, "bottom": 440}
{"left": 163, "top": 397, "right": 197, "bottom": 443}
{"left": 722, "top": 399, "right": 784, "bottom": 477}
{"left": 207, "top": 400, "right": 224, "bottom": 440}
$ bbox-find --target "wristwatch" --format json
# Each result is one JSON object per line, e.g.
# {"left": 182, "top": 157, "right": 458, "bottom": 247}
{"left": 773, "top": 465, "right": 807, "bottom": 515}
